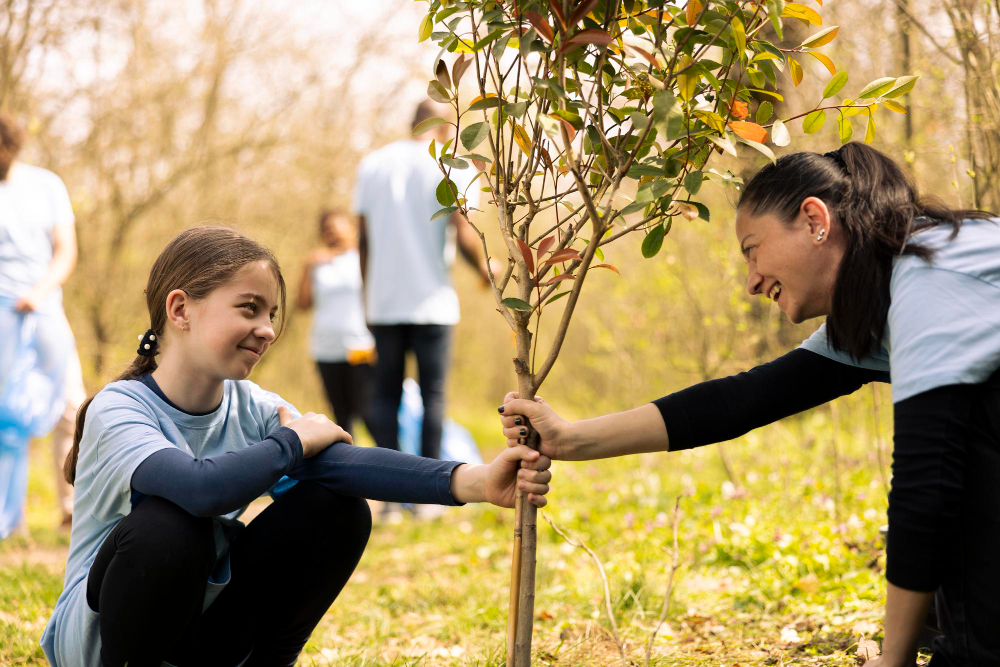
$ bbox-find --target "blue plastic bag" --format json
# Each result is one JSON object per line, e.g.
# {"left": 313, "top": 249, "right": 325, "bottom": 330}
{"left": 0, "top": 301, "right": 68, "bottom": 538}
{"left": 397, "top": 378, "right": 483, "bottom": 464}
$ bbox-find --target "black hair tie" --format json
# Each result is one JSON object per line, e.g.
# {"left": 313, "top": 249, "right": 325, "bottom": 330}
{"left": 823, "top": 149, "right": 850, "bottom": 175}
{"left": 137, "top": 328, "right": 159, "bottom": 356}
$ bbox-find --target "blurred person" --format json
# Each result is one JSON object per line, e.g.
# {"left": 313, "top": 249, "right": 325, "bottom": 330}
{"left": 297, "top": 209, "right": 375, "bottom": 438}
{"left": 499, "top": 142, "right": 1000, "bottom": 667}
{"left": 42, "top": 226, "right": 551, "bottom": 666}
{"left": 0, "top": 111, "right": 84, "bottom": 535}
{"left": 355, "top": 100, "right": 495, "bottom": 508}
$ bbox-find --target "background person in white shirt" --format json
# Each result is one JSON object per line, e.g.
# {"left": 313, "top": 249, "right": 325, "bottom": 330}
{"left": 297, "top": 209, "right": 376, "bottom": 437}
{"left": 354, "top": 101, "right": 493, "bottom": 465}
{"left": 0, "top": 112, "right": 86, "bottom": 532}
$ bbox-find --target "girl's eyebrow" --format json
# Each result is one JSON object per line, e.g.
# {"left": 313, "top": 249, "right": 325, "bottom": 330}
{"left": 237, "top": 292, "right": 278, "bottom": 311}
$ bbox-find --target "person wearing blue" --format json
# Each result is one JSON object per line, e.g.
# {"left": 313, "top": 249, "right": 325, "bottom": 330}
{"left": 498, "top": 142, "right": 1000, "bottom": 666}
{"left": 297, "top": 209, "right": 375, "bottom": 437}
{"left": 0, "top": 111, "right": 85, "bottom": 537}
{"left": 42, "top": 226, "right": 552, "bottom": 667}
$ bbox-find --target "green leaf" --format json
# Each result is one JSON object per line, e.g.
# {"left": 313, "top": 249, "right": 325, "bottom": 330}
{"left": 641, "top": 223, "right": 666, "bottom": 258}
{"left": 684, "top": 170, "right": 704, "bottom": 196}
{"left": 756, "top": 101, "right": 773, "bottom": 124}
{"left": 468, "top": 96, "right": 501, "bottom": 111}
{"left": 738, "top": 137, "right": 777, "bottom": 164}
{"left": 822, "top": 71, "right": 848, "bottom": 99}
{"left": 768, "top": 0, "right": 784, "bottom": 40}
{"left": 732, "top": 17, "right": 746, "bottom": 60}
{"left": 428, "top": 139, "right": 436, "bottom": 159}
{"left": 545, "top": 291, "right": 570, "bottom": 306}
{"left": 504, "top": 101, "right": 528, "bottom": 118}
{"left": 637, "top": 179, "right": 671, "bottom": 204}
{"left": 428, "top": 80, "right": 451, "bottom": 103}
{"left": 418, "top": 14, "right": 433, "bottom": 42}
{"left": 883, "top": 75, "right": 918, "bottom": 98}
{"left": 837, "top": 112, "right": 853, "bottom": 144}
{"left": 771, "top": 119, "right": 790, "bottom": 147}
{"left": 431, "top": 206, "right": 458, "bottom": 221}
{"left": 412, "top": 117, "right": 449, "bottom": 136}
{"left": 799, "top": 25, "right": 839, "bottom": 48}
{"left": 436, "top": 178, "right": 457, "bottom": 206}
{"left": 442, "top": 156, "right": 469, "bottom": 169}
{"left": 858, "top": 77, "right": 896, "bottom": 99}
{"left": 802, "top": 109, "right": 826, "bottom": 134}
{"left": 460, "top": 122, "right": 490, "bottom": 151}
{"left": 551, "top": 109, "right": 584, "bottom": 130}
{"left": 501, "top": 297, "right": 533, "bottom": 311}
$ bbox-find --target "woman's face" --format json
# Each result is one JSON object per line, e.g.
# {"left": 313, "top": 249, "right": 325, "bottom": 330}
{"left": 734, "top": 197, "right": 843, "bottom": 324}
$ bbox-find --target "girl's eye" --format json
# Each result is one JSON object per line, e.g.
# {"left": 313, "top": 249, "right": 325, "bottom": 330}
{"left": 241, "top": 303, "right": 257, "bottom": 314}
{"left": 269, "top": 312, "right": 277, "bottom": 322}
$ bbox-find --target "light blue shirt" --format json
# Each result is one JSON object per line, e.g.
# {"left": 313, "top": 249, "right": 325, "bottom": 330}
{"left": 800, "top": 218, "right": 1000, "bottom": 403}
{"left": 40, "top": 378, "right": 301, "bottom": 667}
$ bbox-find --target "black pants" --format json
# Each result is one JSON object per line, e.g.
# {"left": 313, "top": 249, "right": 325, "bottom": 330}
{"left": 316, "top": 360, "right": 375, "bottom": 437}
{"left": 86, "top": 482, "right": 371, "bottom": 667}
{"left": 369, "top": 324, "right": 452, "bottom": 460}
{"left": 927, "top": 369, "right": 1000, "bottom": 665}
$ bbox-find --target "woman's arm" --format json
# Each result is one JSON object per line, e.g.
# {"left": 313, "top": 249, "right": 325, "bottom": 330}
{"left": 502, "top": 349, "right": 885, "bottom": 460}
{"left": 296, "top": 254, "right": 315, "bottom": 310}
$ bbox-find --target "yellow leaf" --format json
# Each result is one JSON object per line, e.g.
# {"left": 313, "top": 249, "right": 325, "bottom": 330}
{"left": 685, "top": 0, "right": 703, "bottom": 26}
{"left": 728, "top": 121, "right": 769, "bottom": 144}
{"left": 807, "top": 51, "right": 836, "bottom": 76}
{"left": 676, "top": 56, "right": 700, "bottom": 101}
{"left": 513, "top": 123, "right": 532, "bottom": 156}
{"left": 781, "top": 3, "right": 822, "bottom": 26}
{"left": 883, "top": 100, "right": 907, "bottom": 113}
{"left": 865, "top": 111, "right": 876, "bottom": 144}
{"left": 789, "top": 58, "right": 803, "bottom": 87}
{"left": 800, "top": 25, "right": 839, "bottom": 48}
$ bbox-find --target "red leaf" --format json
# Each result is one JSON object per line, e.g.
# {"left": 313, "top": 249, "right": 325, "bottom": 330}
{"left": 592, "top": 263, "right": 620, "bottom": 275}
{"left": 537, "top": 236, "right": 555, "bottom": 259}
{"left": 541, "top": 273, "right": 576, "bottom": 286}
{"left": 728, "top": 121, "right": 769, "bottom": 144}
{"left": 625, "top": 44, "right": 657, "bottom": 66}
{"left": 548, "top": 0, "right": 567, "bottom": 30}
{"left": 524, "top": 11, "right": 554, "bottom": 43}
{"left": 568, "top": 0, "right": 600, "bottom": 27}
{"left": 516, "top": 239, "right": 535, "bottom": 274}
{"left": 559, "top": 117, "right": 577, "bottom": 141}
{"left": 452, "top": 55, "right": 472, "bottom": 87}
{"left": 543, "top": 248, "right": 581, "bottom": 266}
{"left": 559, "top": 29, "right": 614, "bottom": 55}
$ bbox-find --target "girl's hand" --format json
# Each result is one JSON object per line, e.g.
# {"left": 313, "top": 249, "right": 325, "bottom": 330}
{"left": 277, "top": 405, "right": 353, "bottom": 457}
{"left": 499, "top": 392, "right": 574, "bottom": 460}
{"left": 483, "top": 444, "right": 552, "bottom": 508}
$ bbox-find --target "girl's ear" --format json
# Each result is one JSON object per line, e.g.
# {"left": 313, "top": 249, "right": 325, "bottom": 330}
{"left": 164, "top": 289, "right": 190, "bottom": 332}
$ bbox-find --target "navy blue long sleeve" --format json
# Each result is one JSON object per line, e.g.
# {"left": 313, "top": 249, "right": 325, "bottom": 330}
{"left": 131, "top": 432, "right": 464, "bottom": 517}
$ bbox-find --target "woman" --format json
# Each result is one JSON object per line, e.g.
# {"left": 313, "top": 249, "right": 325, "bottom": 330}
{"left": 297, "top": 209, "right": 375, "bottom": 437}
{"left": 499, "top": 142, "right": 1000, "bottom": 666}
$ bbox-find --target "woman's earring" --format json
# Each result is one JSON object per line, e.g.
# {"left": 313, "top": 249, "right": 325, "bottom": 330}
{"left": 816, "top": 228, "right": 826, "bottom": 242}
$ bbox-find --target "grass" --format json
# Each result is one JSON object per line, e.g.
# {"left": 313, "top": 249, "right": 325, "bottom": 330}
{"left": 1, "top": 396, "right": 929, "bottom": 665}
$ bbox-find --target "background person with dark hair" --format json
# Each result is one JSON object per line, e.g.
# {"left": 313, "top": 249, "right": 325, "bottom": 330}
{"left": 500, "top": 142, "right": 1000, "bottom": 667}
{"left": 0, "top": 112, "right": 86, "bottom": 535}
{"left": 297, "top": 209, "right": 375, "bottom": 438}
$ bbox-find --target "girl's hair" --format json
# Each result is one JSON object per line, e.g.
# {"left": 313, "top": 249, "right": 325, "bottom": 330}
{"left": 64, "top": 226, "right": 286, "bottom": 484}
{"left": 737, "top": 141, "right": 995, "bottom": 360}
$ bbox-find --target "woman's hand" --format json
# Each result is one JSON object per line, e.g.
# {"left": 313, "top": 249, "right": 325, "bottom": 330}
{"left": 450, "top": 445, "right": 552, "bottom": 507}
{"left": 499, "top": 392, "right": 574, "bottom": 460}
{"left": 277, "top": 405, "right": 353, "bottom": 457}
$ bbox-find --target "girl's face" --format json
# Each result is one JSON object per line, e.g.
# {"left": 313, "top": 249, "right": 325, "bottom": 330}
{"left": 320, "top": 215, "right": 354, "bottom": 248}
{"left": 734, "top": 197, "right": 843, "bottom": 324}
{"left": 185, "top": 261, "right": 280, "bottom": 380}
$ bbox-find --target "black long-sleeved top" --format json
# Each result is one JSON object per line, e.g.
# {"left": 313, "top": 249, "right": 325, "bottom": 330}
{"left": 653, "top": 348, "right": 988, "bottom": 592}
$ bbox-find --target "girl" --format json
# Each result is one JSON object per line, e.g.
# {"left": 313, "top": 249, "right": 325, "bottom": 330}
{"left": 42, "top": 226, "right": 551, "bottom": 667}
{"left": 499, "top": 142, "right": 1000, "bottom": 666}
{"left": 297, "top": 209, "right": 375, "bottom": 438}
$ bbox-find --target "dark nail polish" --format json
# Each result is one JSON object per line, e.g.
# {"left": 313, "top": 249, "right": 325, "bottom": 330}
{"left": 514, "top": 417, "right": 523, "bottom": 425}
{"left": 497, "top": 405, "right": 505, "bottom": 414}
{"left": 520, "top": 427, "right": 527, "bottom": 436}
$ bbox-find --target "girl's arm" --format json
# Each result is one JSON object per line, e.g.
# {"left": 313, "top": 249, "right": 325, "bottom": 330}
{"left": 501, "top": 348, "right": 886, "bottom": 460}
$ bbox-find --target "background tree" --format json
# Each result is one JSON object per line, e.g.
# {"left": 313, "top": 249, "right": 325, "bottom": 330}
{"left": 416, "top": 0, "right": 913, "bottom": 662}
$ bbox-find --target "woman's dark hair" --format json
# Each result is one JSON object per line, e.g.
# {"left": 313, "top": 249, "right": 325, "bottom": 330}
{"left": 318, "top": 208, "right": 348, "bottom": 233}
{"left": 64, "top": 226, "right": 286, "bottom": 484}
{"left": 738, "top": 141, "right": 995, "bottom": 360}
{"left": 0, "top": 112, "right": 25, "bottom": 181}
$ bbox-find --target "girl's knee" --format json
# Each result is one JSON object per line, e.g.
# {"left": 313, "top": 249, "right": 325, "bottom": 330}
{"left": 127, "top": 496, "right": 215, "bottom": 568}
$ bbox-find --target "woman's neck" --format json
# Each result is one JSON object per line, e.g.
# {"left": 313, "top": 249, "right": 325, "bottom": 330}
{"left": 151, "top": 353, "right": 225, "bottom": 414}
